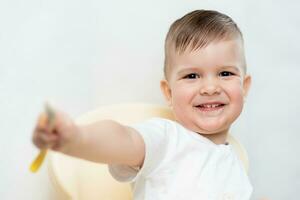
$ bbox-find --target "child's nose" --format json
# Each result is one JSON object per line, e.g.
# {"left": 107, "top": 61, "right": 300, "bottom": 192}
{"left": 199, "top": 78, "right": 221, "bottom": 95}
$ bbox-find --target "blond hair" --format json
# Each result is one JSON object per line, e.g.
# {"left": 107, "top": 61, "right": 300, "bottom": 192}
{"left": 164, "top": 10, "right": 245, "bottom": 80}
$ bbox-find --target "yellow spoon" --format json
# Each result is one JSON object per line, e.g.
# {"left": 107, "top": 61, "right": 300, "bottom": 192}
{"left": 30, "top": 103, "right": 55, "bottom": 173}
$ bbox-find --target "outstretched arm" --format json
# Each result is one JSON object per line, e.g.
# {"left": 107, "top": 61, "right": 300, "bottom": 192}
{"left": 32, "top": 108, "right": 145, "bottom": 167}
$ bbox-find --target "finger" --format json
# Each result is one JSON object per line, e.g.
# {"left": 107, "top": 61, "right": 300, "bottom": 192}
{"left": 40, "top": 131, "right": 58, "bottom": 142}
{"left": 33, "top": 131, "right": 58, "bottom": 149}
{"left": 34, "top": 113, "right": 49, "bottom": 133}
{"left": 36, "top": 112, "right": 55, "bottom": 133}
{"left": 32, "top": 135, "right": 48, "bottom": 149}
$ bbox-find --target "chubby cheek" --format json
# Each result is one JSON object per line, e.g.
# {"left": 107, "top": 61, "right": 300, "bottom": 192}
{"left": 170, "top": 83, "right": 197, "bottom": 124}
{"left": 225, "top": 83, "right": 244, "bottom": 113}
{"left": 171, "top": 83, "right": 195, "bottom": 107}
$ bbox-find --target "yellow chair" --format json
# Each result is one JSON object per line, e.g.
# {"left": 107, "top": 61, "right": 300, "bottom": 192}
{"left": 47, "top": 103, "right": 249, "bottom": 200}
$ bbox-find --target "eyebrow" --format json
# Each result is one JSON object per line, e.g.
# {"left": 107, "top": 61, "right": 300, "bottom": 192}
{"left": 176, "top": 65, "right": 241, "bottom": 76}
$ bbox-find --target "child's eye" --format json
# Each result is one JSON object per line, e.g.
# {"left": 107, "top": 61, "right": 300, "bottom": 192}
{"left": 219, "top": 71, "right": 235, "bottom": 77}
{"left": 183, "top": 73, "right": 200, "bottom": 79}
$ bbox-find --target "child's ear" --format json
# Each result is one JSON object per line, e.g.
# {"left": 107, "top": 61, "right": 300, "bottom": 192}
{"left": 242, "top": 74, "right": 252, "bottom": 100}
{"left": 160, "top": 79, "right": 172, "bottom": 107}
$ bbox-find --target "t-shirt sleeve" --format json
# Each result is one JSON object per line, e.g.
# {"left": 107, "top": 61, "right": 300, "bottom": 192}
{"left": 108, "top": 117, "right": 169, "bottom": 183}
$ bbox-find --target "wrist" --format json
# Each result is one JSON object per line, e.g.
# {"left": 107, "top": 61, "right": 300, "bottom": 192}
{"left": 59, "top": 123, "right": 85, "bottom": 156}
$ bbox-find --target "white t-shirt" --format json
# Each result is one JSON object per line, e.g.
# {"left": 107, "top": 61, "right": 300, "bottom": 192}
{"left": 108, "top": 117, "right": 253, "bottom": 200}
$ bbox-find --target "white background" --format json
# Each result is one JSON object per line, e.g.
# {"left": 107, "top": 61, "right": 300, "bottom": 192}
{"left": 0, "top": 0, "right": 299, "bottom": 199}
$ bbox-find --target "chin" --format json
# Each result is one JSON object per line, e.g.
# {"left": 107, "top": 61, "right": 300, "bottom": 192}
{"left": 199, "top": 127, "right": 224, "bottom": 134}
{"left": 195, "top": 121, "right": 229, "bottom": 134}
{"left": 200, "top": 129, "right": 226, "bottom": 135}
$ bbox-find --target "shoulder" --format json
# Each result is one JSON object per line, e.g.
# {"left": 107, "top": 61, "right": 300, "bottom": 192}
{"left": 129, "top": 117, "right": 182, "bottom": 136}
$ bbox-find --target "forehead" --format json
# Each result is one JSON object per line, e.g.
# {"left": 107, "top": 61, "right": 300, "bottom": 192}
{"left": 169, "top": 39, "right": 245, "bottom": 76}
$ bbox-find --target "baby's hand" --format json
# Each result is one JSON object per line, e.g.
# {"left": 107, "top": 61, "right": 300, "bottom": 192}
{"left": 32, "top": 106, "right": 80, "bottom": 152}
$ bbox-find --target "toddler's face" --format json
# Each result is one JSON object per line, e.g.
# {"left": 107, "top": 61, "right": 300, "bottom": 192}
{"left": 160, "top": 39, "right": 251, "bottom": 139}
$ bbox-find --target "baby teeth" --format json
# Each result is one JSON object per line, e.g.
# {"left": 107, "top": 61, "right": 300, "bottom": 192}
{"left": 202, "top": 104, "right": 219, "bottom": 108}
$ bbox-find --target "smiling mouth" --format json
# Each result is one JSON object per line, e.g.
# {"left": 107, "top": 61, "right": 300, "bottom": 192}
{"left": 195, "top": 104, "right": 226, "bottom": 112}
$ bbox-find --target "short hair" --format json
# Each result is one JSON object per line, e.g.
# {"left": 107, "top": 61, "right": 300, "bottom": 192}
{"left": 164, "top": 10, "right": 245, "bottom": 80}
